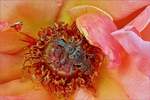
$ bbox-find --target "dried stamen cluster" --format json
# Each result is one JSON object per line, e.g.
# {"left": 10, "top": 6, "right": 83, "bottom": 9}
{"left": 23, "top": 22, "right": 104, "bottom": 98}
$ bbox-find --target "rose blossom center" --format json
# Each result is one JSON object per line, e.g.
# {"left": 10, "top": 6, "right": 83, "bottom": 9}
{"left": 23, "top": 22, "right": 104, "bottom": 98}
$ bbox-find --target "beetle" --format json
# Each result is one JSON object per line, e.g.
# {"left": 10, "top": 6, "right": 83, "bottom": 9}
{"left": 55, "top": 38, "right": 91, "bottom": 75}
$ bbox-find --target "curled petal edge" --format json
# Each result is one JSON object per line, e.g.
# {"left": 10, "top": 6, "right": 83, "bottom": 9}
{"left": 126, "top": 5, "right": 150, "bottom": 33}
{"left": 68, "top": 5, "right": 113, "bottom": 21}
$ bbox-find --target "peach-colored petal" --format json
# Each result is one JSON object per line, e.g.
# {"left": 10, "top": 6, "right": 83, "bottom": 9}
{"left": 0, "top": 79, "right": 34, "bottom": 95}
{"left": 97, "top": 69, "right": 129, "bottom": 100}
{"left": 0, "top": 52, "right": 24, "bottom": 83}
{"left": 0, "top": 22, "right": 36, "bottom": 83}
{"left": 1, "top": 0, "right": 65, "bottom": 35}
{"left": 76, "top": 14, "right": 123, "bottom": 67}
{"left": 0, "top": 96, "right": 23, "bottom": 100}
{"left": 0, "top": 20, "right": 36, "bottom": 54}
{"left": 21, "top": 90, "right": 55, "bottom": 100}
{"left": 0, "top": 79, "right": 55, "bottom": 100}
{"left": 0, "top": 21, "right": 26, "bottom": 54}
{"left": 0, "top": 29, "right": 27, "bottom": 54}
{"left": 74, "top": 65, "right": 129, "bottom": 100}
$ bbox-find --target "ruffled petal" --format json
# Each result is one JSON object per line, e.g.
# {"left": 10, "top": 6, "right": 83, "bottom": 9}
{"left": 112, "top": 26, "right": 150, "bottom": 57}
{"left": 76, "top": 12, "right": 150, "bottom": 100}
{"left": 76, "top": 14, "right": 123, "bottom": 67}
{"left": 126, "top": 6, "right": 150, "bottom": 32}
{"left": 111, "top": 27, "right": 150, "bottom": 100}
{"left": 125, "top": 5, "right": 150, "bottom": 41}
{"left": 112, "top": 27, "right": 150, "bottom": 76}
{"left": 97, "top": 0, "right": 150, "bottom": 20}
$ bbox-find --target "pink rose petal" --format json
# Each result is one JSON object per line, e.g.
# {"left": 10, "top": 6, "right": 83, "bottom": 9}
{"left": 76, "top": 14, "right": 123, "bottom": 67}
{"left": 111, "top": 27, "right": 150, "bottom": 99}
{"left": 126, "top": 5, "right": 150, "bottom": 32}
{"left": 112, "top": 27, "right": 150, "bottom": 77}
{"left": 76, "top": 12, "right": 150, "bottom": 100}
{"left": 125, "top": 5, "right": 150, "bottom": 40}
{"left": 119, "top": 65, "right": 150, "bottom": 100}
{"left": 111, "top": 27, "right": 150, "bottom": 58}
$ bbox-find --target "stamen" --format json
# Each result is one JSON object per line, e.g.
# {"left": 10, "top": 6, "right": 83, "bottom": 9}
{"left": 23, "top": 22, "right": 105, "bottom": 98}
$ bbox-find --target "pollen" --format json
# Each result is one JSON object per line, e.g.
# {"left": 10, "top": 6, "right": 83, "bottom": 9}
{"left": 23, "top": 22, "right": 105, "bottom": 98}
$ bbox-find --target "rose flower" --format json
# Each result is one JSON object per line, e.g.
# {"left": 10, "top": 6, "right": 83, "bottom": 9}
{"left": 0, "top": 0, "right": 150, "bottom": 100}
